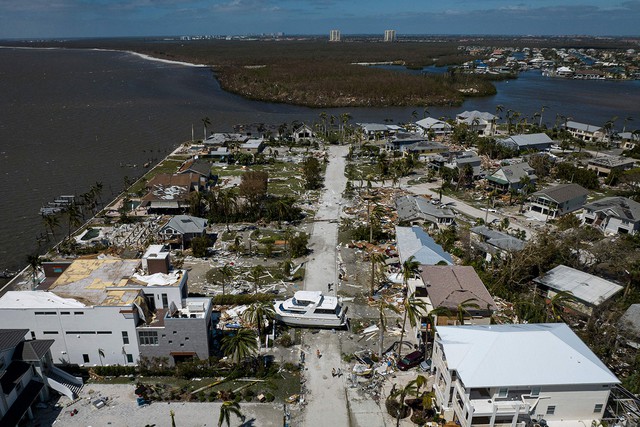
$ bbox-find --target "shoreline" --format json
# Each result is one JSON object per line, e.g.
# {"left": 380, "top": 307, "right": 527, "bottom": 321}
{"left": 0, "top": 45, "right": 209, "bottom": 68}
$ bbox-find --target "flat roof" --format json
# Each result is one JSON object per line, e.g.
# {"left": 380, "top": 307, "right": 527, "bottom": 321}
{"left": 0, "top": 291, "right": 86, "bottom": 309}
{"left": 533, "top": 265, "right": 623, "bottom": 306}
{"left": 436, "top": 323, "right": 619, "bottom": 388}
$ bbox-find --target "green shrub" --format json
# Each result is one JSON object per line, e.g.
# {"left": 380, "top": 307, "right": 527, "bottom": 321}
{"left": 276, "top": 333, "right": 294, "bottom": 348}
{"left": 265, "top": 392, "right": 275, "bottom": 402}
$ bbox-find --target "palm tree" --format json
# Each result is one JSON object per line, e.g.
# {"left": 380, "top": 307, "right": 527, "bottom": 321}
{"left": 202, "top": 116, "right": 211, "bottom": 141}
{"left": 218, "top": 401, "right": 243, "bottom": 427}
{"left": 398, "top": 295, "right": 427, "bottom": 358}
{"left": 538, "top": 105, "right": 548, "bottom": 128}
{"left": 98, "top": 348, "right": 105, "bottom": 366}
{"left": 546, "top": 290, "right": 576, "bottom": 322}
{"left": 219, "top": 189, "right": 237, "bottom": 232}
{"left": 242, "top": 301, "right": 276, "bottom": 351}
{"left": 66, "top": 202, "right": 82, "bottom": 240}
{"left": 368, "top": 250, "right": 386, "bottom": 297}
{"left": 221, "top": 329, "right": 258, "bottom": 363}
{"left": 42, "top": 214, "right": 60, "bottom": 241}
{"left": 372, "top": 298, "right": 401, "bottom": 359}
{"left": 455, "top": 298, "right": 480, "bottom": 325}
{"left": 170, "top": 409, "right": 176, "bottom": 427}
{"left": 233, "top": 234, "right": 243, "bottom": 256}
{"left": 388, "top": 376, "right": 426, "bottom": 427}
{"left": 27, "top": 253, "right": 42, "bottom": 287}
{"left": 249, "top": 265, "right": 265, "bottom": 294}
{"left": 622, "top": 116, "right": 633, "bottom": 134}
{"left": 219, "top": 264, "right": 235, "bottom": 295}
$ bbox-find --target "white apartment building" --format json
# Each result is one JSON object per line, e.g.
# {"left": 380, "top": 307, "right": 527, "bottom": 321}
{"left": 329, "top": 29, "right": 341, "bottom": 42}
{"left": 432, "top": 324, "right": 619, "bottom": 427}
{"left": 0, "top": 248, "right": 213, "bottom": 367}
{"left": 384, "top": 29, "right": 396, "bottom": 42}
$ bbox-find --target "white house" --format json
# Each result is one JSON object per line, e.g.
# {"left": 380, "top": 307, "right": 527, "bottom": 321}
{"left": 0, "top": 252, "right": 213, "bottom": 367}
{"left": 432, "top": 323, "right": 619, "bottom": 427}
{"left": 456, "top": 111, "right": 498, "bottom": 136}
{"left": 582, "top": 196, "right": 640, "bottom": 235}
{"left": 564, "top": 121, "right": 605, "bottom": 143}
{"left": 415, "top": 117, "right": 452, "bottom": 137}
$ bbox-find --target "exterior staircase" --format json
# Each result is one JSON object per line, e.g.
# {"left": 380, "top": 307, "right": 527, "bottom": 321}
{"left": 46, "top": 367, "right": 83, "bottom": 399}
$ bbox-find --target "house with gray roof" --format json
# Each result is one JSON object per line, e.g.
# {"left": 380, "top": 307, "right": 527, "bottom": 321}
{"left": 487, "top": 162, "right": 537, "bottom": 192}
{"left": 619, "top": 131, "right": 639, "bottom": 150}
{"left": 587, "top": 155, "right": 636, "bottom": 177}
{"left": 564, "top": 121, "right": 605, "bottom": 142}
{"left": 529, "top": 183, "right": 589, "bottom": 219}
{"left": 417, "top": 265, "right": 496, "bottom": 326}
{"left": 533, "top": 265, "right": 623, "bottom": 314}
{"left": 0, "top": 329, "right": 83, "bottom": 425}
{"left": 618, "top": 304, "right": 640, "bottom": 349}
{"left": 158, "top": 215, "right": 212, "bottom": 249}
{"left": 415, "top": 117, "right": 452, "bottom": 137}
{"left": 470, "top": 226, "right": 525, "bottom": 261}
{"left": 455, "top": 111, "right": 497, "bottom": 136}
{"left": 357, "top": 123, "right": 393, "bottom": 140}
{"left": 498, "top": 133, "right": 554, "bottom": 153}
{"left": 582, "top": 196, "right": 640, "bottom": 235}
{"left": 396, "top": 195, "right": 455, "bottom": 227}
{"left": 395, "top": 226, "right": 453, "bottom": 266}
{"left": 447, "top": 153, "right": 484, "bottom": 178}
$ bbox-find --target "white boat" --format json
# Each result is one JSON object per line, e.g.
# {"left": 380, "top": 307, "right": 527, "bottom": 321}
{"left": 274, "top": 290, "right": 347, "bottom": 328}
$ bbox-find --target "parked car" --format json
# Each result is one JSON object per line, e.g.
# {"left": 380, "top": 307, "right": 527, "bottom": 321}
{"left": 397, "top": 351, "right": 424, "bottom": 371}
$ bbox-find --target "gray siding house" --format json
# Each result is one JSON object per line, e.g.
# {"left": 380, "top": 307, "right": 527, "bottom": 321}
{"left": 487, "top": 162, "right": 537, "bottom": 192}
{"left": 529, "top": 183, "right": 589, "bottom": 219}
{"left": 582, "top": 196, "right": 640, "bottom": 235}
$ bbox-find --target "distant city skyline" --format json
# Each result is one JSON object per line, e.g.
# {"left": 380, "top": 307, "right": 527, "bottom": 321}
{"left": 0, "top": 0, "right": 639, "bottom": 39}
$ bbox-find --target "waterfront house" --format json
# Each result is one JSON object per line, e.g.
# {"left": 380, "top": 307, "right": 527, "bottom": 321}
{"left": 587, "top": 155, "right": 636, "bottom": 177}
{"left": 395, "top": 195, "right": 455, "bottom": 227}
{"left": 487, "top": 162, "right": 537, "bottom": 192}
{"left": 533, "top": 265, "right": 623, "bottom": 315}
{"left": 618, "top": 131, "right": 639, "bottom": 150}
{"left": 416, "top": 265, "right": 496, "bottom": 326}
{"left": 431, "top": 323, "right": 619, "bottom": 427}
{"left": 158, "top": 215, "right": 212, "bottom": 250}
{"left": 141, "top": 173, "right": 201, "bottom": 214}
{"left": 564, "top": 121, "right": 605, "bottom": 142}
{"left": 528, "top": 183, "right": 589, "bottom": 220}
{"left": 0, "top": 329, "right": 83, "bottom": 425}
{"left": 203, "top": 133, "right": 248, "bottom": 147}
{"left": 0, "top": 248, "right": 214, "bottom": 367}
{"left": 469, "top": 226, "right": 525, "bottom": 261}
{"left": 292, "top": 124, "right": 316, "bottom": 142}
{"left": 415, "top": 117, "right": 452, "bottom": 138}
{"left": 392, "top": 137, "right": 449, "bottom": 157}
{"left": 455, "top": 111, "right": 497, "bottom": 136}
{"left": 582, "top": 196, "right": 640, "bottom": 235}
{"left": 395, "top": 226, "right": 452, "bottom": 266}
{"left": 357, "top": 123, "right": 393, "bottom": 140}
{"left": 497, "top": 133, "right": 553, "bottom": 153}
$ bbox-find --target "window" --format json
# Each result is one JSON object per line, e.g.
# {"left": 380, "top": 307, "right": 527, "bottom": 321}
{"left": 594, "top": 404, "right": 603, "bottom": 413}
{"left": 139, "top": 330, "right": 159, "bottom": 346}
{"left": 61, "top": 311, "right": 70, "bottom": 315}
{"left": 531, "top": 387, "right": 541, "bottom": 397}
{"left": 546, "top": 406, "right": 556, "bottom": 415}
{"left": 15, "top": 381, "right": 23, "bottom": 393}
{"left": 43, "top": 331, "right": 58, "bottom": 335}
{"left": 122, "top": 331, "right": 129, "bottom": 344}
{"left": 30, "top": 331, "right": 36, "bottom": 340}
{"left": 162, "top": 294, "right": 169, "bottom": 309}
{"left": 97, "top": 331, "right": 112, "bottom": 335}
{"left": 74, "top": 311, "right": 84, "bottom": 315}
{"left": 126, "top": 354, "right": 134, "bottom": 364}
{"left": 497, "top": 388, "right": 509, "bottom": 398}
{"left": 83, "top": 354, "right": 90, "bottom": 363}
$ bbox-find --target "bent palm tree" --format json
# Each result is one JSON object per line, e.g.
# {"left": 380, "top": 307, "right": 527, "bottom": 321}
{"left": 242, "top": 301, "right": 276, "bottom": 352}
{"left": 455, "top": 298, "right": 480, "bottom": 325}
{"left": 219, "top": 264, "right": 235, "bottom": 295}
{"left": 249, "top": 265, "right": 265, "bottom": 294}
{"left": 373, "top": 298, "right": 401, "bottom": 358}
{"left": 369, "top": 250, "right": 386, "bottom": 297}
{"left": 202, "top": 116, "right": 211, "bottom": 141}
{"left": 398, "top": 295, "right": 427, "bottom": 358}
{"left": 218, "top": 401, "right": 243, "bottom": 427}
{"left": 221, "top": 329, "right": 258, "bottom": 364}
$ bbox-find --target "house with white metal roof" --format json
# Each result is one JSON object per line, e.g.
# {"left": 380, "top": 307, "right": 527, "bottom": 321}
{"left": 395, "top": 226, "right": 453, "bottom": 266}
{"left": 498, "top": 133, "right": 554, "bottom": 153}
{"left": 582, "top": 196, "right": 640, "bottom": 236}
{"left": 455, "top": 111, "right": 498, "bottom": 136}
{"left": 533, "top": 265, "right": 623, "bottom": 314}
{"left": 432, "top": 323, "right": 619, "bottom": 427}
{"left": 528, "top": 183, "right": 589, "bottom": 220}
{"left": 564, "top": 121, "right": 605, "bottom": 142}
{"left": 415, "top": 117, "right": 452, "bottom": 137}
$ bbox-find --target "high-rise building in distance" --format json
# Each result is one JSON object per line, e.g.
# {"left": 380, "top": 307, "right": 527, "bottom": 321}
{"left": 384, "top": 30, "right": 396, "bottom": 42}
{"left": 329, "top": 29, "right": 341, "bottom": 42}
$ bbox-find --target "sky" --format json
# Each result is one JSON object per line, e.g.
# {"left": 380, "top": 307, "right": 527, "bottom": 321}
{"left": 0, "top": 0, "right": 639, "bottom": 39}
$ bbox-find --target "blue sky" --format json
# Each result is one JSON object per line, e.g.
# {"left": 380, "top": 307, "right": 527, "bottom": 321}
{"left": 0, "top": 0, "right": 638, "bottom": 39}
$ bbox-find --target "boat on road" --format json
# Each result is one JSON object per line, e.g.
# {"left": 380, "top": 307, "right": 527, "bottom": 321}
{"left": 274, "top": 290, "right": 347, "bottom": 328}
